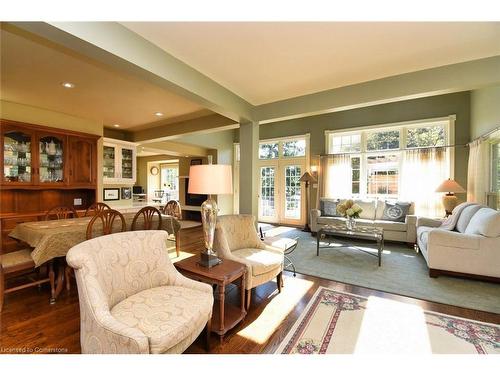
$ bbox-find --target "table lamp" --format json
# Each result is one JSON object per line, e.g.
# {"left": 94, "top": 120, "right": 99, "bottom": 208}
{"left": 188, "top": 163, "right": 233, "bottom": 267}
{"left": 299, "top": 171, "right": 317, "bottom": 232}
{"left": 435, "top": 178, "right": 466, "bottom": 216}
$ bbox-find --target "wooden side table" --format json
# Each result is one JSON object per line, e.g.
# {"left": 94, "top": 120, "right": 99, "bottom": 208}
{"left": 174, "top": 256, "right": 247, "bottom": 347}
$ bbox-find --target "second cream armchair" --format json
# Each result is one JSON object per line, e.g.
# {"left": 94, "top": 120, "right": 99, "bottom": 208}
{"left": 213, "top": 215, "right": 285, "bottom": 309}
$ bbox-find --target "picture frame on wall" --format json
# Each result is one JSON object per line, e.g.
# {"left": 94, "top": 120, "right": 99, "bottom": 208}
{"left": 190, "top": 158, "right": 202, "bottom": 166}
{"left": 121, "top": 187, "right": 132, "bottom": 200}
{"left": 103, "top": 188, "right": 120, "bottom": 201}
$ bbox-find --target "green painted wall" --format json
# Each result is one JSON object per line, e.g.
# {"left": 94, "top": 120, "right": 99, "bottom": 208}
{"left": 236, "top": 92, "right": 471, "bottom": 195}
{"left": 470, "top": 85, "right": 500, "bottom": 139}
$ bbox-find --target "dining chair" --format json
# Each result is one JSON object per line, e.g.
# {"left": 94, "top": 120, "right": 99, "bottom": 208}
{"left": 64, "top": 209, "right": 126, "bottom": 292}
{"left": 1, "top": 250, "right": 54, "bottom": 312}
{"left": 163, "top": 200, "right": 182, "bottom": 220}
{"left": 86, "top": 209, "right": 126, "bottom": 239}
{"left": 83, "top": 202, "right": 111, "bottom": 217}
{"left": 44, "top": 206, "right": 78, "bottom": 221}
{"left": 131, "top": 206, "right": 162, "bottom": 231}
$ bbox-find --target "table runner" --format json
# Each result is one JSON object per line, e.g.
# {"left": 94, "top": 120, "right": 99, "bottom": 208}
{"left": 9, "top": 213, "right": 181, "bottom": 267}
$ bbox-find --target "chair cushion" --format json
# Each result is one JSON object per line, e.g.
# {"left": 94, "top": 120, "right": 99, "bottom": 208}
{"left": 232, "top": 248, "right": 284, "bottom": 276}
{"left": 455, "top": 204, "right": 483, "bottom": 233}
{"left": 373, "top": 220, "right": 407, "bottom": 232}
{"left": 1, "top": 249, "right": 34, "bottom": 268}
{"left": 110, "top": 285, "right": 212, "bottom": 354}
{"left": 380, "top": 201, "right": 411, "bottom": 222}
{"left": 352, "top": 199, "right": 377, "bottom": 220}
{"left": 465, "top": 208, "right": 500, "bottom": 237}
{"left": 319, "top": 198, "right": 340, "bottom": 217}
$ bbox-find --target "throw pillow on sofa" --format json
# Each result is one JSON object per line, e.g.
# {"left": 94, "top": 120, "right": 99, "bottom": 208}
{"left": 381, "top": 201, "right": 411, "bottom": 223}
{"left": 320, "top": 199, "right": 340, "bottom": 217}
{"left": 464, "top": 208, "right": 500, "bottom": 237}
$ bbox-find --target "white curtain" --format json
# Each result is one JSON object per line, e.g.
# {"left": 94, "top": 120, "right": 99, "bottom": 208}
{"left": 318, "top": 154, "right": 351, "bottom": 205}
{"left": 401, "top": 148, "right": 448, "bottom": 217}
{"left": 467, "top": 139, "right": 490, "bottom": 205}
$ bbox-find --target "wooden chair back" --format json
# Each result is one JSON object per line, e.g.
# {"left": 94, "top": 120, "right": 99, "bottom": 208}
{"left": 86, "top": 209, "right": 126, "bottom": 239}
{"left": 131, "top": 206, "right": 163, "bottom": 231}
{"left": 44, "top": 206, "right": 78, "bottom": 221}
{"left": 84, "top": 202, "right": 111, "bottom": 217}
{"left": 163, "top": 200, "right": 182, "bottom": 220}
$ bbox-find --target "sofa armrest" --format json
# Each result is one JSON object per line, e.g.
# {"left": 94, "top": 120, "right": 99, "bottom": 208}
{"left": 405, "top": 215, "right": 417, "bottom": 243}
{"left": 428, "top": 229, "right": 481, "bottom": 250}
{"left": 310, "top": 209, "right": 321, "bottom": 233}
{"left": 416, "top": 217, "right": 443, "bottom": 228}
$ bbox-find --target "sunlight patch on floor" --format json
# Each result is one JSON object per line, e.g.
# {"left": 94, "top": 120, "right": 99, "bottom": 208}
{"left": 237, "top": 277, "right": 314, "bottom": 344}
{"left": 354, "top": 296, "right": 431, "bottom": 354}
{"left": 262, "top": 226, "right": 297, "bottom": 237}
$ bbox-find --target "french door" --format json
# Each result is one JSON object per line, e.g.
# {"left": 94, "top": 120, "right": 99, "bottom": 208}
{"left": 258, "top": 160, "right": 305, "bottom": 225}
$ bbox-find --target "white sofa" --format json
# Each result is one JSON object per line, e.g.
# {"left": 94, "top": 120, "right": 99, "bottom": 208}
{"left": 311, "top": 198, "right": 417, "bottom": 244}
{"left": 416, "top": 204, "right": 500, "bottom": 281}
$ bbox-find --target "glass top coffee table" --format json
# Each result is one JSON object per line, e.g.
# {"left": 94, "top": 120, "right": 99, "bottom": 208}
{"left": 317, "top": 224, "right": 384, "bottom": 266}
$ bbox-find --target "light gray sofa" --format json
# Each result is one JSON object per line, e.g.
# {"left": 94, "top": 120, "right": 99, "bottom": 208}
{"left": 416, "top": 204, "right": 500, "bottom": 281}
{"left": 311, "top": 198, "right": 417, "bottom": 244}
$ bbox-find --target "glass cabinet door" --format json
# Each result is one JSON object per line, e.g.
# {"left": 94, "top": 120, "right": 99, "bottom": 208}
{"left": 121, "top": 148, "right": 133, "bottom": 179}
{"left": 3, "top": 130, "right": 33, "bottom": 183}
{"left": 103, "top": 145, "right": 116, "bottom": 179}
{"left": 38, "top": 135, "right": 65, "bottom": 183}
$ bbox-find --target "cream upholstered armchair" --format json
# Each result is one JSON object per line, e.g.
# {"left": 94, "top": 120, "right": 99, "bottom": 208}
{"left": 213, "top": 215, "right": 284, "bottom": 309}
{"left": 66, "top": 230, "right": 213, "bottom": 354}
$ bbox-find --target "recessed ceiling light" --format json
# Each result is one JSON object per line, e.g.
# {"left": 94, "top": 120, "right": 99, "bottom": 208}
{"left": 154, "top": 112, "right": 164, "bottom": 117}
{"left": 113, "top": 124, "right": 120, "bottom": 128}
{"left": 61, "top": 82, "right": 75, "bottom": 89}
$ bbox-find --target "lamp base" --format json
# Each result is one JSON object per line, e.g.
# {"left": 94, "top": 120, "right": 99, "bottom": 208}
{"left": 198, "top": 251, "right": 222, "bottom": 268}
{"left": 442, "top": 194, "right": 458, "bottom": 217}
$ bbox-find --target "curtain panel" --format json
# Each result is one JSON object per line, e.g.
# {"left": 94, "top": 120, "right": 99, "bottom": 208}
{"left": 467, "top": 139, "right": 490, "bottom": 205}
{"left": 317, "top": 154, "right": 351, "bottom": 207}
{"left": 401, "top": 147, "right": 447, "bottom": 217}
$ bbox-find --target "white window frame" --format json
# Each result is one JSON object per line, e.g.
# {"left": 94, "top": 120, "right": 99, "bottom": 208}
{"left": 325, "top": 115, "right": 455, "bottom": 200}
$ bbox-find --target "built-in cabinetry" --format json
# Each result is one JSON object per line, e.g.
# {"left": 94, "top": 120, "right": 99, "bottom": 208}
{"left": 0, "top": 119, "right": 99, "bottom": 255}
{"left": 1, "top": 120, "right": 97, "bottom": 188}
{"left": 102, "top": 138, "right": 137, "bottom": 184}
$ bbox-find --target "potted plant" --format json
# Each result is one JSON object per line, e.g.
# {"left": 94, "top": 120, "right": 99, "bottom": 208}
{"left": 337, "top": 199, "right": 363, "bottom": 230}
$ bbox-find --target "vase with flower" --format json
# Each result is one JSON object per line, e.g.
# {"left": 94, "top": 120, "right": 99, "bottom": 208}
{"left": 336, "top": 199, "right": 363, "bottom": 230}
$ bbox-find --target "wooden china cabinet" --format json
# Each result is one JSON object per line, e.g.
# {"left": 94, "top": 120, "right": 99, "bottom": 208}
{"left": 0, "top": 119, "right": 99, "bottom": 255}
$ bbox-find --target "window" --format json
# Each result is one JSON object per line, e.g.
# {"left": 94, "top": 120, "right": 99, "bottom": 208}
{"left": 492, "top": 143, "right": 500, "bottom": 208}
{"left": 259, "top": 143, "right": 279, "bottom": 159}
{"left": 407, "top": 125, "right": 445, "bottom": 148}
{"left": 283, "top": 139, "right": 306, "bottom": 157}
{"left": 366, "top": 130, "right": 400, "bottom": 151}
{"left": 350, "top": 156, "right": 361, "bottom": 194}
{"left": 160, "top": 164, "right": 179, "bottom": 201}
{"left": 326, "top": 118, "right": 451, "bottom": 201}
{"left": 330, "top": 133, "right": 361, "bottom": 153}
{"left": 366, "top": 154, "right": 399, "bottom": 196}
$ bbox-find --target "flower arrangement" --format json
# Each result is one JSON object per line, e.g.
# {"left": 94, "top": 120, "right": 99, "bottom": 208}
{"left": 336, "top": 199, "right": 363, "bottom": 219}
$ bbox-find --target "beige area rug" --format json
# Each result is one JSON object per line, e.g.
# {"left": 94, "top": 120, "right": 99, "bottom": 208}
{"left": 275, "top": 287, "right": 500, "bottom": 354}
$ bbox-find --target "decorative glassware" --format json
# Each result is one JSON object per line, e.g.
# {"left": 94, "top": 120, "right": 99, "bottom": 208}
{"left": 346, "top": 216, "right": 357, "bottom": 230}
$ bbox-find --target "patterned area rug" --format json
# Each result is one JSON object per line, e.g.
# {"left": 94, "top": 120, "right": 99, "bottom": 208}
{"left": 275, "top": 287, "right": 500, "bottom": 354}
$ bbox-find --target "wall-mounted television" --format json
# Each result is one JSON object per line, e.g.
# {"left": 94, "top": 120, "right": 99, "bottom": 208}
{"left": 184, "top": 178, "right": 207, "bottom": 206}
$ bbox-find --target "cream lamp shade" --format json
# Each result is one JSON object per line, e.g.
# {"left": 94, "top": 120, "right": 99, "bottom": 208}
{"left": 188, "top": 164, "right": 233, "bottom": 195}
{"left": 435, "top": 178, "right": 465, "bottom": 216}
{"left": 435, "top": 179, "right": 466, "bottom": 193}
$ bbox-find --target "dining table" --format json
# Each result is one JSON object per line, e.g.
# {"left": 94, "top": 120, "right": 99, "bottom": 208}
{"left": 8, "top": 212, "right": 181, "bottom": 302}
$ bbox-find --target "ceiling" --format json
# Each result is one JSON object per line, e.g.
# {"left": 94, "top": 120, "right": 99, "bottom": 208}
{"left": 0, "top": 27, "right": 210, "bottom": 129}
{"left": 122, "top": 22, "right": 500, "bottom": 105}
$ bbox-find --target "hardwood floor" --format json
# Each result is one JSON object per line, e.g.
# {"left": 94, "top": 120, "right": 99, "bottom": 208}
{"left": 0, "top": 226, "right": 498, "bottom": 354}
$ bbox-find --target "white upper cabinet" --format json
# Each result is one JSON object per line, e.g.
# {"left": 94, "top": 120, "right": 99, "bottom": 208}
{"left": 103, "top": 138, "right": 137, "bottom": 184}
